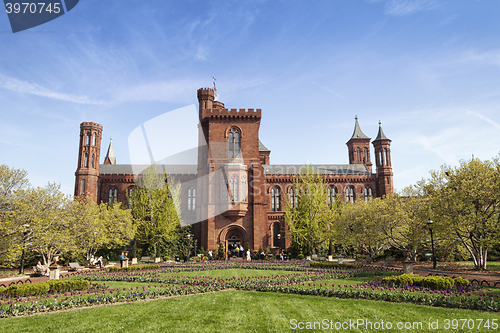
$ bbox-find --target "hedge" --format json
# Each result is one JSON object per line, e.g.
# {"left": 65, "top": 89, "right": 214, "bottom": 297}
{"left": 5, "top": 280, "right": 90, "bottom": 297}
{"left": 382, "top": 274, "right": 469, "bottom": 289}
{"left": 109, "top": 264, "right": 160, "bottom": 272}
{"left": 309, "top": 262, "right": 357, "bottom": 269}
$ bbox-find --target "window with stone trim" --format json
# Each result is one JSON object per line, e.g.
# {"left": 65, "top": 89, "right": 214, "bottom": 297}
{"left": 364, "top": 148, "right": 368, "bottom": 163}
{"left": 271, "top": 186, "right": 281, "bottom": 211}
{"left": 84, "top": 153, "right": 88, "bottom": 168}
{"left": 230, "top": 176, "right": 238, "bottom": 202}
{"left": 187, "top": 188, "right": 196, "bottom": 211}
{"left": 356, "top": 148, "right": 361, "bottom": 162}
{"left": 92, "top": 133, "right": 96, "bottom": 146}
{"left": 364, "top": 187, "right": 373, "bottom": 202}
{"left": 327, "top": 185, "right": 337, "bottom": 207}
{"left": 108, "top": 188, "right": 117, "bottom": 204}
{"left": 80, "top": 179, "right": 86, "bottom": 195}
{"left": 222, "top": 179, "right": 228, "bottom": 202}
{"left": 289, "top": 187, "right": 297, "bottom": 209}
{"left": 91, "top": 154, "right": 95, "bottom": 168}
{"left": 241, "top": 177, "right": 247, "bottom": 201}
{"left": 127, "top": 187, "right": 134, "bottom": 209}
{"left": 273, "top": 223, "right": 281, "bottom": 248}
{"left": 86, "top": 132, "right": 90, "bottom": 145}
{"left": 345, "top": 186, "right": 355, "bottom": 203}
{"left": 228, "top": 127, "right": 241, "bottom": 158}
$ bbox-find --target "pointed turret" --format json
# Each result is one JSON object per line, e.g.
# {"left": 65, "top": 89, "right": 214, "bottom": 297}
{"left": 346, "top": 116, "right": 372, "bottom": 172}
{"left": 104, "top": 138, "right": 116, "bottom": 165}
{"left": 374, "top": 121, "right": 389, "bottom": 141}
{"left": 350, "top": 116, "right": 369, "bottom": 139}
{"left": 372, "top": 121, "right": 393, "bottom": 197}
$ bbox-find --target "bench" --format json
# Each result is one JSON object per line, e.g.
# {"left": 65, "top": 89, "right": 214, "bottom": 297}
{"left": 141, "top": 256, "right": 154, "bottom": 263}
{"left": 68, "top": 262, "right": 84, "bottom": 271}
{"left": 381, "top": 258, "right": 394, "bottom": 266}
{"left": 362, "top": 256, "right": 373, "bottom": 263}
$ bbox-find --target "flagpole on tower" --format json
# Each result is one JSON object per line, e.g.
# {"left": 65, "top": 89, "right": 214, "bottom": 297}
{"left": 212, "top": 76, "right": 219, "bottom": 101}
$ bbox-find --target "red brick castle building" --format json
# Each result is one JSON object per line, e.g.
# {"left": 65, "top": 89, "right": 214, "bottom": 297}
{"left": 75, "top": 88, "right": 393, "bottom": 252}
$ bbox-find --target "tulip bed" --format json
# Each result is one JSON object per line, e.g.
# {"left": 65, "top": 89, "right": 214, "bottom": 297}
{"left": 0, "top": 261, "right": 499, "bottom": 319}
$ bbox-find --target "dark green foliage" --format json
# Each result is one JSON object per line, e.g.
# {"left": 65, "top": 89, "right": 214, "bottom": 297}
{"left": 6, "top": 279, "right": 90, "bottom": 297}
{"left": 109, "top": 264, "right": 160, "bottom": 272}
{"left": 382, "top": 274, "right": 468, "bottom": 289}
{"left": 309, "top": 262, "right": 357, "bottom": 269}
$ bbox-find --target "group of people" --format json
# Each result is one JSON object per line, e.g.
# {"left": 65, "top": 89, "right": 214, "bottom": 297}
{"left": 89, "top": 255, "right": 104, "bottom": 268}
{"left": 226, "top": 244, "right": 251, "bottom": 261}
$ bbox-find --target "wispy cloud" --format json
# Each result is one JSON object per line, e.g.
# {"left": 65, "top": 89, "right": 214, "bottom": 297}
{"left": 0, "top": 74, "right": 108, "bottom": 105}
{"left": 466, "top": 109, "right": 500, "bottom": 130}
{"left": 370, "top": 0, "right": 437, "bottom": 16}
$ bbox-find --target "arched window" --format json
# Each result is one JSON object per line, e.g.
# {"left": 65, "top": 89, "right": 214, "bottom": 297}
{"left": 364, "top": 148, "right": 368, "bottom": 162}
{"left": 345, "top": 187, "right": 354, "bottom": 203}
{"left": 271, "top": 186, "right": 280, "bottom": 211}
{"left": 85, "top": 132, "right": 90, "bottom": 145}
{"left": 384, "top": 149, "right": 389, "bottom": 166}
{"left": 222, "top": 179, "right": 228, "bottom": 202}
{"left": 364, "top": 187, "right": 373, "bottom": 202}
{"left": 80, "top": 179, "right": 86, "bottom": 195}
{"left": 92, "top": 133, "right": 96, "bottom": 146}
{"left": 84, "top": 153, "right": 88, "bottom": 168}
{"left": 356, "top": 148, "right": 361, "bottom": 162}
{"left": 108, "top": 188, "right": 117, "bottom": 204}
{"left": 289, "top": 187, "right": 297, "bottom": 208}
{"left": 327, "top": 186, "right": 337, "bottom": 207}
{"left": 230, "top": 176, "right": 238, "bottom": 202}
{"left": 228, "top": 128, "right": 241, "bottom": 158}
{"left": 128, "top": 187, "right": 134, "bottom": 209}
{"left": 187, "top": 188, "right": 196, "bottom": 211}
{"left": 91, "top": 154, "right": 95, "bottom": 168}
{"left": 273, "top": 223, "right": 281, "bottom": 248}
{"left": 378, "top": 150, "right": 383, "bottom": 166}
{"left": 241, "top": 178, "right": 247, "bottom": 201}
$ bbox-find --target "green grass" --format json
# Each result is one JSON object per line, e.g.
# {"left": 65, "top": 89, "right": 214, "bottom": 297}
{"left": 2, "top": 290, "right": 499, "bottom": 333}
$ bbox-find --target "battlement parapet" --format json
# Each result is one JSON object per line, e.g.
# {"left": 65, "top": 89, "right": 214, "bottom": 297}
{"left": 201, "top": 107, "right": 261, "bottom": 119}
{"left": 80, "top": 122, "right": 103, "bottom": 130}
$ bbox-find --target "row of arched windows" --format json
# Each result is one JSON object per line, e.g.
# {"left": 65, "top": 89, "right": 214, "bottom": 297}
{"left": 85, "top": 132, "right": 97, "bottom": 146}
{"left": 83, "top": 153, "right": 96, "bottom": 168}
{"left": 355, "top": 148, "right": 370, "bottom": 163}
{"left": 269, "top": 185, "right": 373, "bottom": 211}
{"left": 222, "top": 176, "right": 247, "bottom": 203}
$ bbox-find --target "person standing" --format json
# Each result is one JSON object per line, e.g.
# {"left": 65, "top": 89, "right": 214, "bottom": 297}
{"left": 240, "top": 245, "right": 244, "bottom": 258}
{"left": 119, "top": 252, "right": 126, "bottom": 268}
{"left": 246, "top": 249, "right": 251, "bottom": 261}
{"left": 208, "top": 250, "right": 213, "bottom": 260}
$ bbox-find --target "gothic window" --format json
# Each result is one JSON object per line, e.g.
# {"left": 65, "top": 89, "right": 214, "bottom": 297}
{"left": 80, "top": 179, "right": 86, "bottom": 195}
{"left": 108, "top": 188, "right": 117, "bottom": 204}
{"left": 378, "top": 149, "right": 383, "bottom": 166}
{"left": 364, "top": 148, "right": 368, "bottom": 162}
{"left": 241, "top": 178, "right": 247, "bottom": 201}
{"left": 356, "top": 148, "right": 361, "bottom": 162}
{"left": 86, "top": 132, "right": 90, "bottom": 145}
{"left": 273, "top": 223, "right": 281, "bottom": 248}
{"left": 92, "top": 133, "right": 96, "bottom": 146}
{"left": 328, "top": 186, "right": 337, "bottom": 207}
{"left": 91, "top": 154, "right": 95, "bottom": 168}
{"left": 385, "top": 149, "right": 389, "bottom": 166}
{"left": 271, "top": 186, "right": 281, "bottom": 211}
{"left": 228, "top": 127, "right": 241, "bottom": 158}
{"left": 128, "top": 187, "right": 134, "bottom": 209}
{"left": 345, "top": 187, "right": 355, "bottom": 203}
{"left": 222, "top": 179, "right": 228, "bottom": 202}
{"left": 187, "top": 188, "right": 196, "bottom": 211}
{"left": 364, "top": 187, "right": 373, "bottom": 202}
{"left": 230, "top": 176, "right": 238, "bottom": 202}
{"left": 289, "top": 187, "right": 297, "bottom": 209}
{"left": 84, "top": 153, "right": 88, "bottom": 168}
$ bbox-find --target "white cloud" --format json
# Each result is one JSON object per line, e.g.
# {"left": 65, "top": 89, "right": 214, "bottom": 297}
{"left": 0, "top": 74, "right": 108, "bottom": 105}
{"left": 466, "top": 110, "right": 500, "bottom": 130}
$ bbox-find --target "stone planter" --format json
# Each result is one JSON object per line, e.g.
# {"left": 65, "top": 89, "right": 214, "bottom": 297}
{"left": 131, "top": 258, "right": 137, "bottom": 265}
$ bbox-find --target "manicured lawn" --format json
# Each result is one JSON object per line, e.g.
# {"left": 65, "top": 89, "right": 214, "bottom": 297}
{"left": 2, "top": 290, "right": 499, "bottom": 333}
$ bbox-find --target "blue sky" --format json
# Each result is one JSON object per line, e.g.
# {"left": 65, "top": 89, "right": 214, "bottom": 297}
{"left": 1, "top": 0, "right": 499, "bottom": 195}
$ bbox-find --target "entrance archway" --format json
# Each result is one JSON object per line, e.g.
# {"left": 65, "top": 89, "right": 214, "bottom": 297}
{"left": 219, "top": 225, "right": 247, "bottom": 259}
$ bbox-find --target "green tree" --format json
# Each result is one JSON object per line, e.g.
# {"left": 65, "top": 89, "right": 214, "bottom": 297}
{"left": 425, "top": 157, "right": 500, "bottom": 270}
{"left": 283, "top": 167, "right": 338, "bottom": 256}
{"left": 130, "top": 164, "right": 181, "bottom": 256}
{"left": 68, "top": 197, "right": 135, "bottom": 261}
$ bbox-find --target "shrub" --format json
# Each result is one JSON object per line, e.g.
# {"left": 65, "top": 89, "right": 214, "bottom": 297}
{"left": 310, "top": 262, "right": 357, "bottom": 269}
{"left": 6, "top": 280, "right": 90, "bottom": 297}
{"left": 109, "top": 264, "right": 160, "bottom": 272}
{"left": 0, "top": 286, "right": 6, "bottom": 294}
{"left": 297, "top": 253, "right": 305, "bottom": 260}
{"left": 382, "top": 274, "right": 458, "bottom": 289}
{"left": 454, "top": 276, "right": 470, "bottom": 286}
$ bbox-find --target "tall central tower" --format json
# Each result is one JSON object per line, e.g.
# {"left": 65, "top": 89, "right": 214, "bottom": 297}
{"left": 74, "top": 122, "right": 103, "bottom": 202}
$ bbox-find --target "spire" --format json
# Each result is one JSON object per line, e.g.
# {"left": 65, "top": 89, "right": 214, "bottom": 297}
{"left": 350, "top": 116, "right": 369, "bottom": 139}
{"left": 374, "top": 121, "right": 390, "bottom": 141}
{"left": 104, "top": 138, "right": 116, "bottom": 165}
